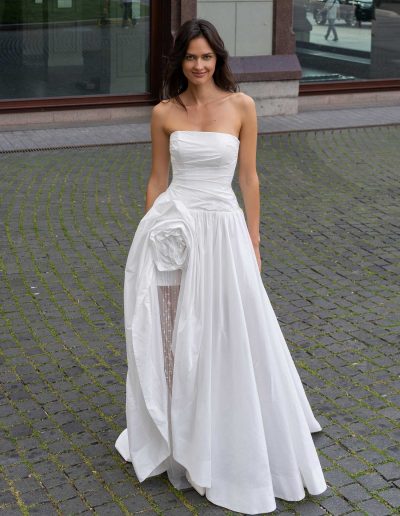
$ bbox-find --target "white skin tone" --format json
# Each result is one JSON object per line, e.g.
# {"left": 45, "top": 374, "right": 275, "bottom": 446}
{"left": 146, "top": 36, "right": 261, "bottom": 271}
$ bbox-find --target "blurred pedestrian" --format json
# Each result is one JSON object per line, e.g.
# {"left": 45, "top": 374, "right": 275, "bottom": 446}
{"left": 121, "top": 0, "right": 136, "bottom": 28}
{"left": 324, "top": 0, "right": 339, "bottom": 41}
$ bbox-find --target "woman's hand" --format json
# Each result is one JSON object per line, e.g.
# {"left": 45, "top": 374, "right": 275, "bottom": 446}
{"left": 253, "top": 243, "right": 262, "bottom": 272}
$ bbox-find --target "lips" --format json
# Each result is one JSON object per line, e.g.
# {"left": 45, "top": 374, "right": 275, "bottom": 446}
{"left": 192, "top": 72, "right": 207, "bottom": 78}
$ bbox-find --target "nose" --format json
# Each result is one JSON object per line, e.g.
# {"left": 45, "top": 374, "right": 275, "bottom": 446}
{"left": 193, "top": 58, "right": 205, "bottom": 69}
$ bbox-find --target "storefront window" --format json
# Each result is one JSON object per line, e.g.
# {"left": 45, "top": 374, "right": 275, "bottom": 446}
{"left": 293, "top": 1, "right": 400, "bottom": 82}
{"left": 0, "top": 0, "right": 150, "bottom": 100}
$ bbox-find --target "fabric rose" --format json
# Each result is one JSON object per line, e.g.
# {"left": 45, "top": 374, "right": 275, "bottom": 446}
{"left": 148, "top": 201, "right": 194, "bottom": 272}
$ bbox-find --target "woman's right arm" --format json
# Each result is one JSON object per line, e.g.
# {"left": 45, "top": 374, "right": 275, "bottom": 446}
{"left": 144, "top": 103, "right": 171, "bottom": 213}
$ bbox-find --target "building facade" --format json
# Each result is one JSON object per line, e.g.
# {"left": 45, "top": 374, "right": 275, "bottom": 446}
{"left": 0, "top": 0, "right": 399, "bottom": 116}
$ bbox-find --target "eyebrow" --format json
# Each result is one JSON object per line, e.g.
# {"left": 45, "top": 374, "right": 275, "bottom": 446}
{"left": 185, "top": 52, "right": 214, "bottom": 56}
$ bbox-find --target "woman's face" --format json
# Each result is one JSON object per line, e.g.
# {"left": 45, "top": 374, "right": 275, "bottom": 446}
{"left": 182, "top": 36, "right": 217, "bottom": 86}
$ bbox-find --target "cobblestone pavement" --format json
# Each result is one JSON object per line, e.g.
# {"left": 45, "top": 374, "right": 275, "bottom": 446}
{"left": 1, "top": 126, "right": 399, "bottom": 515}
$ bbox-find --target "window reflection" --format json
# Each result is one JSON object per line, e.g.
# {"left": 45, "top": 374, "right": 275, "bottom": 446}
{"left": 294, "top": 1, "right": 400, "bottom": 82}
{"left": 0, "top": 0, "right": 150, "bottom": 100}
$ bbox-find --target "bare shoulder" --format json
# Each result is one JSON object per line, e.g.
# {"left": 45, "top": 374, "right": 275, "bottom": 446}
{"left": 151, "top": 100, "right": 176, "bottom": 136}
{"left": 229, "top": 92, "right": 256, "bottom": 130}
{"left": 230, "top": 91, "right": 256, "bottom": 111}
{"left": 152, "top": 99, "right": 173, "bottom": 120}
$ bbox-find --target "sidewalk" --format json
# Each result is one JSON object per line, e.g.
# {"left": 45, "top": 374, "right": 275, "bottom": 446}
{"left": 0, "top": 113, "right": 399, "bottom": 515}
{"left": 0, "top": 105, "right": 399, "bottom": 152}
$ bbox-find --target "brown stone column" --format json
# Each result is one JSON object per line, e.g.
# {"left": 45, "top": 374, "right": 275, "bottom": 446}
{"left": 170, "top": 0, "right": 197, "bottom": 36}
{"left": 273, "top": 0, "right": 296, "bottom": 55}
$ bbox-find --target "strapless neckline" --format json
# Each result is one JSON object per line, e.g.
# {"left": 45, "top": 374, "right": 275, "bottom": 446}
{"left": 170, "top": 130, "right": 240, "bottom": 143}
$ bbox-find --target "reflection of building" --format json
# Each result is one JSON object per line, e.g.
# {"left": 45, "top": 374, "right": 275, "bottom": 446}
{"left": 294, "top": 0, "right": 400, "bottom": 84}
{"left": 0, "top": 0, "right": 399, "bottom": 119}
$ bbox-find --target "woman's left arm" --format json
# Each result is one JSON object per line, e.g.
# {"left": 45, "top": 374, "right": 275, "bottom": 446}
{"left": 237, "top": 94, "right": 261, "bottom": 271}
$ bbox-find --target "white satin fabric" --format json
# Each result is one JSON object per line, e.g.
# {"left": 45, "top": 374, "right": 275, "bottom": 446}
{"left": 115, "top": 130, "right": 327, "bottom": 514}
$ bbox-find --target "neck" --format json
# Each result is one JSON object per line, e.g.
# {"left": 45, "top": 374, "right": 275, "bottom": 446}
{"left": 184, "top": 80, "right": 220, "bottom": 106}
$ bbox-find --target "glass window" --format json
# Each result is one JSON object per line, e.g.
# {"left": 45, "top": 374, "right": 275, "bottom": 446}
{"left": 0, "top": 0, "right": 150, "bottom": 100}
{"left": 293, "top": 1, "right": 400, "bottom": 82}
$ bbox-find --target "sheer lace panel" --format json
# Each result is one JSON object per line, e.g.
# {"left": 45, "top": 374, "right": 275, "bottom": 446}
{"left": 156, "top": 270, "right": 182, "bottom": 394}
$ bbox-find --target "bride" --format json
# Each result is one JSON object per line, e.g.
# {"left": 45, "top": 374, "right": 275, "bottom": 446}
{"left": 115, "top": 18, "right": 328, "bottom": 514}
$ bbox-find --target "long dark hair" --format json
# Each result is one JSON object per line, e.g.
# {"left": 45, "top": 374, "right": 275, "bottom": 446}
{"left": 161, "top": 18, "right": 238, "bottom": 109}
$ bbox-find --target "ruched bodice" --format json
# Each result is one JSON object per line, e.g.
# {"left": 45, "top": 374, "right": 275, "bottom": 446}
{"left": 168, "top": 131, "right": 241, "bottom": 211}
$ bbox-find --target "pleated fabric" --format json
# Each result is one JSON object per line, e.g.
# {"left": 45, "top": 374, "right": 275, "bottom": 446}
{"left": 115, "top": 131, "right": 327, "bottom": 514}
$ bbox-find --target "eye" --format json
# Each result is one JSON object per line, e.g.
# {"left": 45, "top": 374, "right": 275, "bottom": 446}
{"left": 203, "top": 54, "right": 213, "bottom": 60}
{"left": 184, "top": 55, "right": 194, "bottom": 61}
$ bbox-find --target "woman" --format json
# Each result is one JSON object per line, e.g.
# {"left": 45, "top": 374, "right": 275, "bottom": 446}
{"left": 115, "top": 18, "right": 328, "bottom": 514}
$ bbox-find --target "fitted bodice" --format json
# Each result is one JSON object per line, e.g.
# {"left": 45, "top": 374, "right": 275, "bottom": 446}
{"left": 167, "top": 131, "right": 241, "bottom": 212}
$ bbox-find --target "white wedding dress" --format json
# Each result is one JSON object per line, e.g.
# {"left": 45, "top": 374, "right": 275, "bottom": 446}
{"left": 115, "top": 130, "right": 327, "bottom": 514}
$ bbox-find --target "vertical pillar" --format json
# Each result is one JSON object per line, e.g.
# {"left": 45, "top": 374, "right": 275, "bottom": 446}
{"left": 273, "top": 0, "right": 295, "bottom": 55}
{"left": 170, "top": 0, "right": 197, "bottom": 37}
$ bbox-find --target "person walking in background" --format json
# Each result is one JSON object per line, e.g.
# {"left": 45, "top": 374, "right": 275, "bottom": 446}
{"left": 121, "top": 0, "right": 136, "bottom": 28}
{"left": 324, "top": 0, "right": 339, "bottom": 41}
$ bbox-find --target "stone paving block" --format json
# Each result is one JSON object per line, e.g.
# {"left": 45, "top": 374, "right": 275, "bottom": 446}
{"left": 356, "top": 472, "right": 392, "bottom": 492}
{"left": 196, "top": 506, "right": 227, "bottom": 515}
{"left": 0, "top": 438, "right": 14, "bottom": 453}
{"left": 0, "top": 490, "right": 16, "bottom": 505}
{"left": 19, "top": 488, "right": 51, "bottom": 505}
{"left": 0, "top": 506, "right": 24, "bottom": 515}
{"left": 339, "top": 436, "right": 368, "bottom": 453}
{"left": 336, "top": 456, "right": 369, "bottom": 475}
{"left": 40, "top": 474, "right": 68, "bottom": 489}
{"left": 73, "top": 476, "right": 103, "bottom": 493}
{"left": 62, "top": 463, "right": 94, "bottom": 480}
{"left": 121, "top": 493, "right": 152, "bottom": 512}
{"left": 84, "top": 489, "right": 114, "bottom": 507}
{"left": 57, "top": 496, "right": 89, "bottom": 514}
{"left": 47, "top": 483, "right": 79, "bottom": 502}
{"left": 93, "top": 502, "right": 125, "bottom": 515}
{"left": 357, "top": 497, "right": 392, "bottom": 515}
{"left": 3, "top": 463, "right": 31, "bottom": 480}
{"left": 387, "top": 446, "right": 400, "bottom": 462}
{"left": 296, "top": 500, "right": 328, "bottom": 515}
{"left": 359, "top": 449, "right": 387, "bottom": 464}
{"left": 28, "top": 502, "right": 58, "bottom": 515}
{"left": 324, "top": 469, "right": 353, "bottom": 487}
{"left": 320, "top": 495, "right": 354, "bottom": 514}
{"left": 323, "top": 444, "right": 350, "bottom": 460}
{"left": 151, "top": 490, "right": 182, "bottom": 510}
{"left": 163, "top": 507, "right": 193, "bottom": 516}
{"left": 57, "top": 451, "right": 83, "bottom": 467}
{"left": 108, "top": 480, "right": 137, "bottom": 498}
{"left": 378, "top": 487, "right": 400, "bottom": 508}
{"left": 337, "top": 483, "right": 371, "bottom": 503}
{"left": 379, "top": 407, "right": 400, "bottom": 420}
{"left": 99, "top": 468, "right": 129, "bottom": 484}
{"left": 13, "top": 476, "right": 42, "bottom": 494}
{"left": 181, "top": 488, "right": 208, "bottom": 506}
{"left": 375, "top": 462, "right": 400, "bottom": 481}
